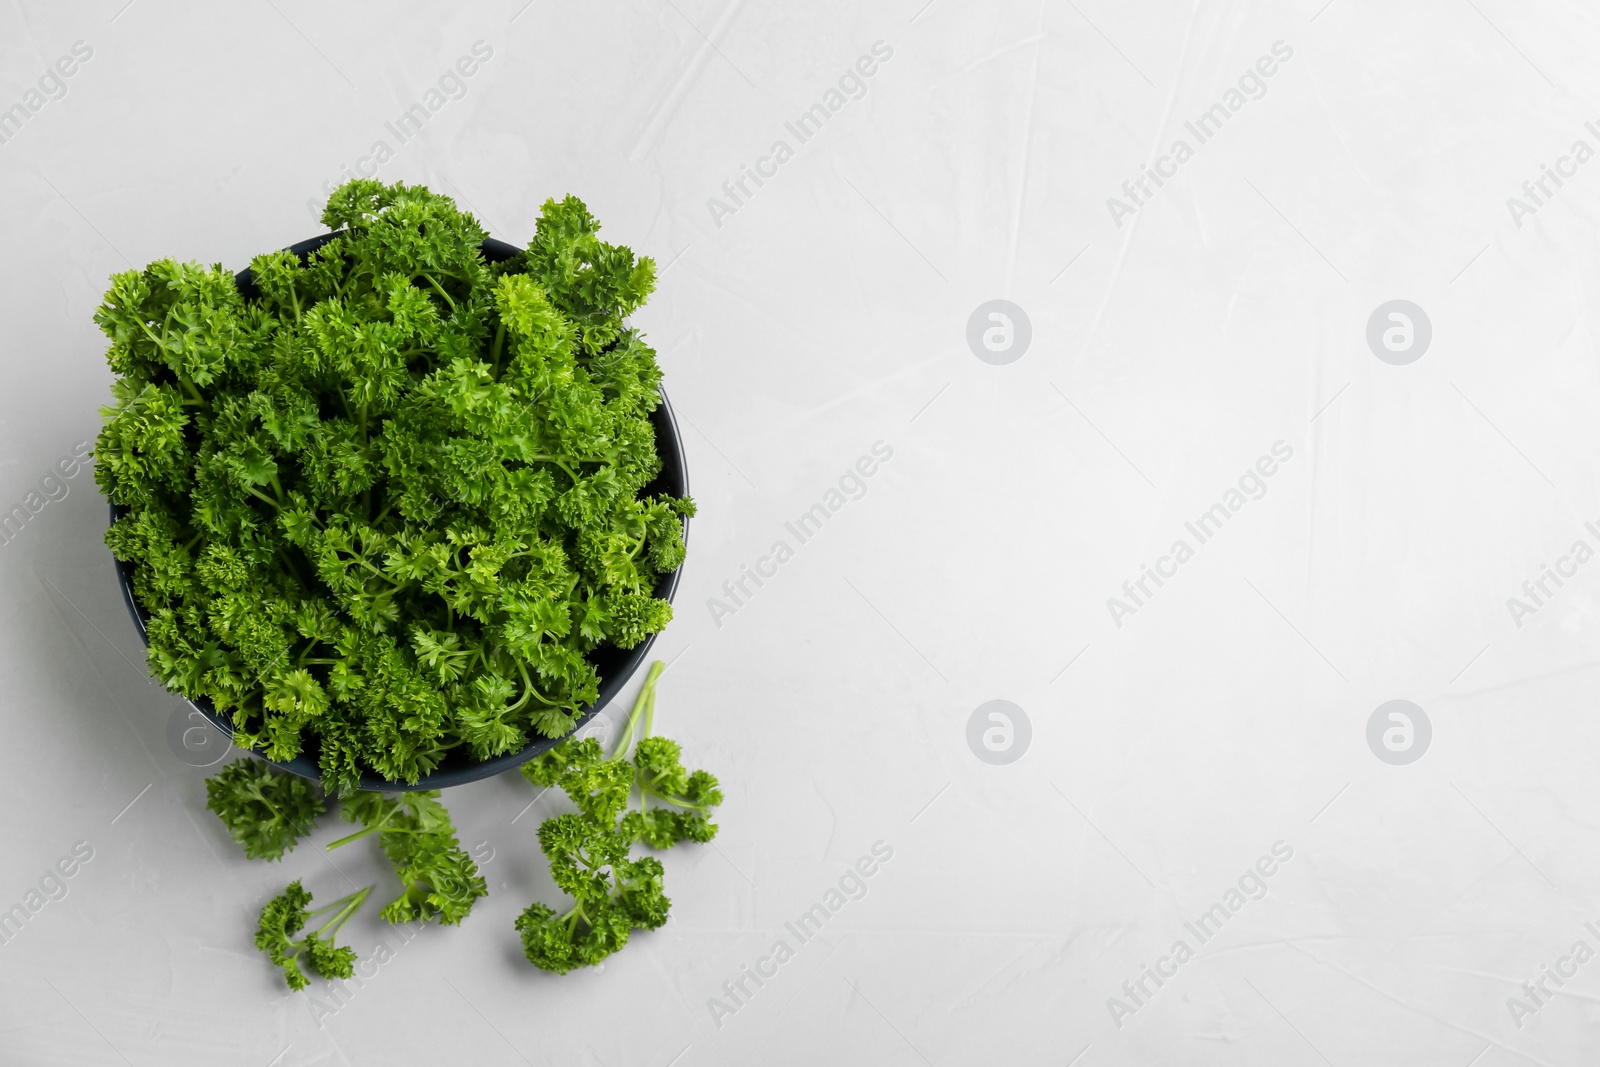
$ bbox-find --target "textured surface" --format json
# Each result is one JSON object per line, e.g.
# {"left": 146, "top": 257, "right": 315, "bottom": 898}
{"left": 1, "top": 0, "right": 1598, "bottom": 1064}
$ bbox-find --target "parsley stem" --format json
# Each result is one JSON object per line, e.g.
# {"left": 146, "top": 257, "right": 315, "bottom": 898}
{"left": 330, "top": 824, "right": 431, "bottom": 851}
{"left": 136, "top": 319, "right": 168, "bottom": 352}
{"left": 325, "top": 797, "right": 411, "bottom": 851}
{"left": 643, "top": 679, "right": 658, "bottom": 740}
{"left": 308, "top": 886, "right": 371, "bottom": 925}
{"left": 353, "top": 557, "right": 402, "bottom": 586}
{"left": 611, "top": 659, "right": 665, "bottom": 759}
{"left": 527, "top": 455, "right": 581, "bottom": 484}
{"left": 420, "top": 273, "right": 457, "bottom": 312}
{"left": 640, "top": 783, "right": 698, "bottom": 810}
{"left": 509, "top": 660, "right": 556, "bottom": 712}
{"left": 247, "top": 487, "right": 282, "bottom": 510}
{"left": 325, "top": 823, "right": 382, "bottom": 850}
{"left": 301, "top": 886, "right": 372, "bottom": 945}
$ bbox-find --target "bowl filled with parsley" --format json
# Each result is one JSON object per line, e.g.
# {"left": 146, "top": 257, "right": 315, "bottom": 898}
{"left": 96, "top": 180, "right": 692, "bottom": 795}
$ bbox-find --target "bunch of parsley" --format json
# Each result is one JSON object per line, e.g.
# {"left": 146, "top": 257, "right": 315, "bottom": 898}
{"left": 97, "top": 180, "right": 692, "bottom": 795}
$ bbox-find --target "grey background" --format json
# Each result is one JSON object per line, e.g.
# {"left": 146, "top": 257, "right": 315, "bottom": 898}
{"left": 1, "top": 0, "right": 1597, "bottom": 1063}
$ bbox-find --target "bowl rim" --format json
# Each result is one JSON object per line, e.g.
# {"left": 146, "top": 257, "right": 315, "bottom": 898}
{"left": 109, "top": 230, "right": 689, "bottom": 791}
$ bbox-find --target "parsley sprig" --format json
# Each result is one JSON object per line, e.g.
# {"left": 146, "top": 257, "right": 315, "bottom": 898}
{"left": 516, "top": 660, "right": 722, "bottom": 973}
{"left": 329, "top": 790, "right": 488, "bottom": 925}
{"left": 254, "top": 880, "right": 370, "bottom": 991}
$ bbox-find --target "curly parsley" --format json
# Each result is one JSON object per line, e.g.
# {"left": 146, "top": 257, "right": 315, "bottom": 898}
{"left": 255, "top": 880, "right": 370, "bottom": 991}
{"left": 97, "top": 180, "right": 692, "bottom": 795}
{"left": 517, "top": 660, "right": 723, "bottom": 973}
{"left": 204, "top": 759, "right": 325, "bottom": 861}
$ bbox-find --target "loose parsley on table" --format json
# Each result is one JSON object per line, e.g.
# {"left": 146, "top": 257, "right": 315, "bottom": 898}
{"left": 207, "top": 658, "right": 718, "bottom": 986}
{"left": 98, "top": 179, "right": 692, "bottom": 795}
{"left": 517, "top": 660, "right": 723, "bottom": 974}
{"left": 255, "top": 880, "right": 370, "bottom": 991}
{"left": 209, "top": 759, "right": 486, "bottom": 989}
{"left": 328, "top": 790, "right": 488, "bottom": 925}
{"left": 204, "top": 759, "right": 325, "bottom": 861}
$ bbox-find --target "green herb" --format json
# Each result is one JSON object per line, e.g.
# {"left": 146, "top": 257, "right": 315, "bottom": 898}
{"left": 98, "top": 179, "right": 692, "bottom": 796}
{"left": 254, "top": 880, "right": 370, "bottom": 990}
{"left": 205, "top": 759, "right": 325, "bottom": 860}
{"left": 515, "top": 818, "right": 668, "bottom": 974}
{"left": 206, "top": 759, "right": 485, "bottom": 926}
{"left": 516, "top": 660, "right": 721, "bottom": 973}
{"left": 328, "top": 790, "right": 487, "bottom": 925}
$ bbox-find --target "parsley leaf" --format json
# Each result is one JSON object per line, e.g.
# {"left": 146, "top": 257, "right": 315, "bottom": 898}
{"left": 205, "top": 759, "right": 326, "bottom": 861}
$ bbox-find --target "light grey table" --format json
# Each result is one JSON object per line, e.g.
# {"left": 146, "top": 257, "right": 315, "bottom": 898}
{"left": 1, "top": 0, "right": 1596, "bottom": 1063}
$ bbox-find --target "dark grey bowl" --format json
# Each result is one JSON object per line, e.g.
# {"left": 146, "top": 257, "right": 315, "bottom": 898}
{"left": 109, "top": 233, "right": 688, "bottom": 791}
